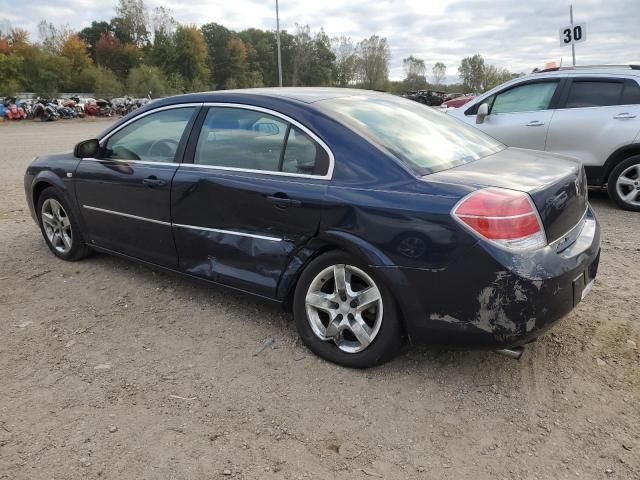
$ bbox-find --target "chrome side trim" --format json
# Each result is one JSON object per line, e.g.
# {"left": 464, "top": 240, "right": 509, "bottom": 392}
{"left": 172, "top": 223, "right": 282, "bottom": 242}
{"left": 179, "top": 163, "right": 327, "bottom": 180}
{"left": 82, "top": 205, "right": 282, "bottom": 242}
{"left": 83, "top": 205, "right": 171, "bottom": 226}
{"left": 82, "top": 158, "right": 181, "bottom": 167}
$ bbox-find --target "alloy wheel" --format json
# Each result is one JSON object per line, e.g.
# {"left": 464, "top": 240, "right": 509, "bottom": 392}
{"left": 305, "top": 264, "right": 383, "bottom": 353}
{"left": 615, "top": 163, "right": 640, "bottom": 208}
{"left": 41, "top": 198, "right": 73, "bottom": 254}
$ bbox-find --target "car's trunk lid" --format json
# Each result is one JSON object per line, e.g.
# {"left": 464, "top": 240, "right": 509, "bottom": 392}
{"left": 425, "top": 147, "right": 588, "bottom": 243}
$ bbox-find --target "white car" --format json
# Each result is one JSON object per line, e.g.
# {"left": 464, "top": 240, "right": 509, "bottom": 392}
{"left": 448, "top": 65, "right": 640, "bottom": 211}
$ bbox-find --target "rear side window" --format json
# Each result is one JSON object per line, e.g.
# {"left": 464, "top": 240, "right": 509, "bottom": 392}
{"left": 621, "top": 80, "right": 640, "bottom": 105}
{"left": 194, "top": 107, "right": 329, "bottom": 176}
{"left": 281, "top": 127, "right": 329, "bottom": 175}
{"left": 490, "top": 81, "right": 559, "bottom": 114}
{"left": 564, "top": 81, "right": 624, "bottom": 108}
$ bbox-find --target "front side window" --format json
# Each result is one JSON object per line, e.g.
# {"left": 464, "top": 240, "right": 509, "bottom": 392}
{"left": 194, "top": 107, "right": 330, "bottom": 176}
{"left": 102, "top": 107, "right": 195, "bottom": 162}
{"left": 319, "top": 95, "right": 504, "bottom": 175}
{"left": 564, "top": 80, "right": 624, "bottom": 108}
{"left": 490, "top": 81, "right": 559, "bottom": 114}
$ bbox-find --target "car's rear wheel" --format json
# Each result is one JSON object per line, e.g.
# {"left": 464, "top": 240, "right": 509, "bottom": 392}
{"left": 37, "top": 187, "right": 91, "bottom": 261}
{"left": 293, "top": 251, "right": 404, "bottom": 368}
{"left": 608, "top": 155, "right": 640, "bottom": 211}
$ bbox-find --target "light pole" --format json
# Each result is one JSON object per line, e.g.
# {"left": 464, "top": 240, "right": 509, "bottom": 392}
{"left": 276, "top": 0, "right": 283, "bottom": 87}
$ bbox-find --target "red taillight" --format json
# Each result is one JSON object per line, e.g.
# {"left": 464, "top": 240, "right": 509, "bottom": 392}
{"left": 453, "top": 188, "right": 547, "bottom": 250}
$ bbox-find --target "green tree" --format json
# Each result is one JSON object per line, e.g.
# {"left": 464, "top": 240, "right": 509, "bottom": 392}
{"left": 458, "top": 54, "right": 485, "bottom": 92}
{"left": 111, "top": 0, "right": 149, "bottom": 47}
{"left": 402, "top": 55, "right": 427, "bottom": 91}
{"left": 200, "top": 22, "right": 232, "bottom": 88}
{"left": 238, "top": 28, "right": 277, "bottom": 87}
{"left": 357, "top": 35, "right": 390, "bottom": 90}
{"left": 94, "top": 66, "right": 124, "bottom": 97}
{"left": 126, "top": 65, "right": 166, "bottom": 97}
{"left": 0, "top": 53, "right": 23, "bottom": 96}
{"left": 225, "top": 36, "right": 249, "bottom": 88}
{"left": 332, "top": 36, "right": 357, "bottom": 87}
{"left": 173, "top": 25, "right": 209, "bottom": 90}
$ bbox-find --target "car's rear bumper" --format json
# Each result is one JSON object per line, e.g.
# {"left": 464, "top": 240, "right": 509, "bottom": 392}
{"left": 375, "top": 207, "right": 601, "bottom": 349}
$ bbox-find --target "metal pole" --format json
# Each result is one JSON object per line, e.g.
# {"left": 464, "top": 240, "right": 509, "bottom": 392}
{"left": 276, "top": 0, "right": 283, "bottom": 87}
{"left": 570, "top": 5, "right": 576, "bottom": 66}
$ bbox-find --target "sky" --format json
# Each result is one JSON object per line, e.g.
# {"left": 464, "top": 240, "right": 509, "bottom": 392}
{"left": 1, "top": 0, "right": 639, "bottom": 82}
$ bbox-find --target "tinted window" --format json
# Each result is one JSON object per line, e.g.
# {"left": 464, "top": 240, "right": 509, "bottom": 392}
{"left": 565, "top": 81, "right": 623, "bottom": 108}
{"left": 194, "top": 107, "right": 287, "bottom": 171}
{"left": 319, "top": 95, "right": 504, "bottom": 175}
{"left": 281, "top": 127, "right": 329, "bottom": 175}
{"left": 194, "top": 107, "right": 329, "bottom": 176}
{"left": 621, "top": 80, "right": 640, "bottom": 105}
{"left": 102, "top": 108, "right": 195, "bottom": 162}
{"left": 491, "top": 81, "right": 558, "bottom": 113}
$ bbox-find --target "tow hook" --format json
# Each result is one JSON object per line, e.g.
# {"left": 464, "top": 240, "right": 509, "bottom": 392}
{"left": 495, "top": 346, "right": 525, "bottom": 360}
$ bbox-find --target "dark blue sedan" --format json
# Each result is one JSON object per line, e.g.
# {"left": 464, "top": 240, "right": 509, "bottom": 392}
{"left": 24, "top": 88, "right": 600, "bottom": 367}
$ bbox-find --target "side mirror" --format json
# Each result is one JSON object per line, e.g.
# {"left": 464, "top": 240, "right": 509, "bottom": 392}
{"left": 476, "top": 103, "right": 489, "bottom": 124}
{"left": 74, "top": 139, "right": 100, "bottom": 158}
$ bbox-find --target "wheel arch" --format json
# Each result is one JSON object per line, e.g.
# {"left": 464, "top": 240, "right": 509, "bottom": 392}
{"left": 278, "top": 230, "right": 420, "bottom": 342}
{"left": 602, "top": 144, "right": 640, "bottom": 183}
{"left": 31, "top": 172, "right": 86, "bottom": 233}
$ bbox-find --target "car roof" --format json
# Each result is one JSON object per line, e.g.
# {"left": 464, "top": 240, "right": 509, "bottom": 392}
{"left": 532, "top": 65, "right": 640, "bottom": 78}
{"left": 155, "top": 87, "right": 387, "bottom": 106}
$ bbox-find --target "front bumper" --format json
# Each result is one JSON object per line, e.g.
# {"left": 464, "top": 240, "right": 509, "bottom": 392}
{"left": 378, "top": 207, "right": 601, "bottom": 349}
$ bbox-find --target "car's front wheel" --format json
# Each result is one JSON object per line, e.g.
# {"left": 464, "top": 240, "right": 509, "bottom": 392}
{"left": 37, "top": 187, "right": 92, "bottom": 261}
{"left": 293, "top": 251, "right": 404, "bottom": 368}
{"left": 608, "top": 154, "right": 640, "bottom": 211}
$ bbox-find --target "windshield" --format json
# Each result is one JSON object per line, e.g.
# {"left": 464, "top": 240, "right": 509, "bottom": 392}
{"left": 319, "top": 94, "right": 505, "bottom": 175}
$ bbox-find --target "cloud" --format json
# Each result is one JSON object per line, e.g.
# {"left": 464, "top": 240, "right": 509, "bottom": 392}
{"left": 1, "top": 0, "right": 638, "bottom": 81}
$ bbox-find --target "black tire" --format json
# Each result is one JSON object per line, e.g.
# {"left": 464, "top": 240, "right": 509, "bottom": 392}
{"left": 37, "top": 187, "right": 92, "bottom": 261}
{"left": 607, "top": 154, "right": 640, "bottom": 211}
{"left": 293, "top": 251, "right": 405, "bottom": 368}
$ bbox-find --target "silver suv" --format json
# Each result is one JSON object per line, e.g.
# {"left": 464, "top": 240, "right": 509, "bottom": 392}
{"left": 448, "top": 65, "right": 640, "bottom": 211}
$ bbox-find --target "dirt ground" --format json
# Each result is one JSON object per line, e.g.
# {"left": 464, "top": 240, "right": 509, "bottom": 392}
{"left": 0, "top": 119, "right": 638, "bottom": 480}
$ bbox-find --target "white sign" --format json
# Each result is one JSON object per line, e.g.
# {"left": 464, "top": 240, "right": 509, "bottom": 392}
{"left": 559, "top": 23, "right": 587, "bottom": 47}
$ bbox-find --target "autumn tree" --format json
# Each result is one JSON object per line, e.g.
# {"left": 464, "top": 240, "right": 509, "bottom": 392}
{"left": 79, "top": 21, "right": 110, "bottom": 61}
{"left": 61, "top": 34, "right": 92, "bottom": 73}
{"left": 173, "top": 25, "right": 209, "bottom": 90}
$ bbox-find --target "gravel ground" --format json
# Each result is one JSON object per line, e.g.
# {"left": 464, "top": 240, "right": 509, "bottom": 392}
{"left": 0, "top": 119, "right": 638, "bottom": 480}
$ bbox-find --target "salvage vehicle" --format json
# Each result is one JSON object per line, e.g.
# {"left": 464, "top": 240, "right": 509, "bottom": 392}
{"left": 24, "top": 88, "right": 600, "bottom": 367}
{"left": 449, "top": 65, "right": 640, "bottom": 211}
{"left": 3, "top": 98, "right": 27, "bottom": 120}
{"left": 439, "top": 94, "right": 476, "bottom": 111}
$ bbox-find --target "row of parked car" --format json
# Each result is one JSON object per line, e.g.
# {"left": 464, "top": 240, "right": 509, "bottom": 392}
{"left": 1, "top": 96, "right": 152, "bottom": 121}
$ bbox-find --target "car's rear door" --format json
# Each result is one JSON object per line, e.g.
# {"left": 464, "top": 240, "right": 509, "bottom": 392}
{"left": 545, "top": 76, "right": 640, "bottom": 170}
{"left": 466, "top": 78, "right": 564, "bottom": 150}
{"left": 171, "top": 105, "right": 331, "bottom": 298}
{"left": 75, "top": 105, "right": 199, "bottom": 267}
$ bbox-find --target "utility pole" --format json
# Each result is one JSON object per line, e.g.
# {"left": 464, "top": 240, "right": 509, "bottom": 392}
{"left": 570, "top": 4, "right": 576, "bottom": 66}
{"left": 276, "top": 0, "right": 283, "bottom": 87}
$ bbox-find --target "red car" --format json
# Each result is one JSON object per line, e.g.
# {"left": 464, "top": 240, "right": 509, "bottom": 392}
{"left": 440, "top": 95, "right": 476, "bottom": 110}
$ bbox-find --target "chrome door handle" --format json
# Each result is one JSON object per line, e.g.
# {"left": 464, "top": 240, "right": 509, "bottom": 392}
{"left": 526, "top": 120, "right": 545, "bottom": 127}
{"left": 613, "top": 113, "right": 636, "bottom": 119}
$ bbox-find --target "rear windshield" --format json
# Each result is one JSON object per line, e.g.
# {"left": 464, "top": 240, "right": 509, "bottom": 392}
{"left": 319, "top": 95, "right": 504, "bottom": 175}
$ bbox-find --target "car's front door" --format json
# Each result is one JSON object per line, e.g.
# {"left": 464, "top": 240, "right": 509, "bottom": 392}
{"left": 545, "top": 77, "right": 640, "bottom": 169}
{"left": 171, "top": 105, "right": 331, "bottom": 298}
{"left": 469, "top": 79, "right": 563, "bottom": 150}
{"left": 75, "top": 106, "right": 198, "bottom": 266}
